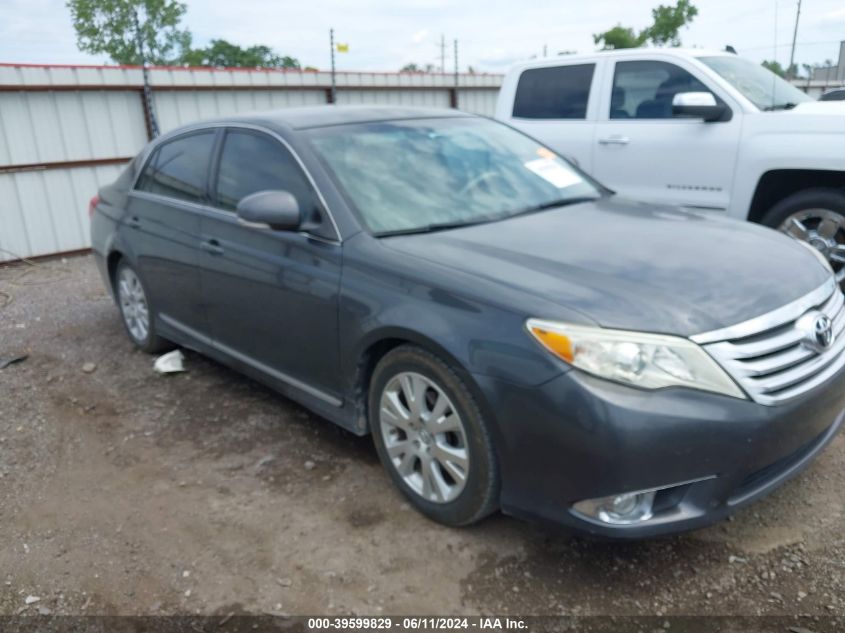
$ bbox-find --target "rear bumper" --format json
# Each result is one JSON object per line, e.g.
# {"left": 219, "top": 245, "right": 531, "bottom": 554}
{"left": 475, "top": 365, "right": 845, "bottom": 538}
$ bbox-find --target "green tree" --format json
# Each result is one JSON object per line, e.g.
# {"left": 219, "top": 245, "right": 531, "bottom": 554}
{"left": 594, "top": 0, "right": 698, "bottom": 50}
{"left": 761, "top": 60, "right": 798, "bottom": 78}
{"left": 646, "top": 0, "right": 699, "bottom": 46}
{"left": 761, "top": 60, "right": 785, "bottom": 77}
{"left": 67, "top": 0, "right": 191, "bottom": 65}
{"left": 400, "top": 62, "right": 436, "bottom": 73}
{"left": 182, "top": 39, "right": 300, "bottom": 68}
{"left": 593, "top": 26, "right": 647, "bottom": 50}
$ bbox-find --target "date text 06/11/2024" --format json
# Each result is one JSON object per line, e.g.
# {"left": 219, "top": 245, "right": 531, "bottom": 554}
{"left": 307, "top": 617, "right": 528, "bottom": 630}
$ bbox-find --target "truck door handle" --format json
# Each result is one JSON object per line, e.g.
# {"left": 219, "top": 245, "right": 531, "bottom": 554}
{"left": 200, "top": 239, "right": 224, "bottom": 256}
{"left": 598, "top": 135, "right": 630, "bottom": 146}
{"left": 126, "top": 216, "right": 141, "bottom": 229}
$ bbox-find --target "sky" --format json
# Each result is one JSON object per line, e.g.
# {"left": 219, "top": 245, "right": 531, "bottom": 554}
{"left": 2, "top": 0, "right": 844, "bottom": 73}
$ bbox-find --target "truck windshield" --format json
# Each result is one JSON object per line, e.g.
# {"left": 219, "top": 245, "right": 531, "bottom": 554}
{"left": 699, "top": 55, "right": 812, "bottom": 111}
{"left": 307, "top": 117, "right": 601, "bottom": 236}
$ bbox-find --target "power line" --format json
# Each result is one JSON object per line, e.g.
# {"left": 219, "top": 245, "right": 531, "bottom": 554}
{"left": 741, "top": 39, "right": 843, "bottom": 52}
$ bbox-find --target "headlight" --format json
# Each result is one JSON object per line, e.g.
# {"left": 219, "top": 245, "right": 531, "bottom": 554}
{"left": 526, "top": 319, "right": 745, "bottom": 399}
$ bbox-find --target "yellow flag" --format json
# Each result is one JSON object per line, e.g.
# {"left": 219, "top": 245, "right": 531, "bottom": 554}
{"left": 336, "top": 43, "right": 349, "bottom": 53}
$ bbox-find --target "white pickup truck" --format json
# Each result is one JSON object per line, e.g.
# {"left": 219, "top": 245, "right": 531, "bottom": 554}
{"left": 495, "top": 48, "right": 845, "bottom": 279}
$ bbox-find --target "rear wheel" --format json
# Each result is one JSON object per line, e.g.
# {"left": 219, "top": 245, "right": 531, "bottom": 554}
{"left": 369, "top": 346, "right": 499, "bottom": 526}
{"left": 114, "top": 261, "right": 171, "bottom": 354}
{"left": 761, "top": 188, "right": 845, "bottom": 284}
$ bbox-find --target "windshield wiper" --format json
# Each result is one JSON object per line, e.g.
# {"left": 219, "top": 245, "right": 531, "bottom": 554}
{"left": 763, "top": 102, "right": 798, "bottom": 111}
{"left": 375, "top": 217, "right": 499, "bottom": 237}
{"left": 508, "top": 196, "right": 600, "bottom": 218}
{"left": 374, "top": 196, "right": 600, "bottom": 238}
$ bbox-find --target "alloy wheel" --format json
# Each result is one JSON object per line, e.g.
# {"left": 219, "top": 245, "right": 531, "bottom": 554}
{"left": 779, "top": 209, "right": 845, "bottom": 283}
{"left": 378, "top": 371, "right": 470, "bottom": 504}
{"left": 117, "top": 267, "right": 150, "bottom": 343}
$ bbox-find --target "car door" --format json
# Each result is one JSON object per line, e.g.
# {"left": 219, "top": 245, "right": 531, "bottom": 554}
{"left": 198, "top": 127, "right": 343, "bottom": 402}
{"left": 591, "top": 58, "right": 741, "bottom": 210}
{"left": 127, "top": 130, "right": 216, "bottom": 333}
{"left": 505, "top": 61, "right": 601, "bottom": 172}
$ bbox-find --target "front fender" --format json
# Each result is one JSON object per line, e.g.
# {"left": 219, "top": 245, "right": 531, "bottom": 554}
{"left": 338, "top": 239, "right": 569, "bottom": 402}
{"left": 731, "top": 125, "right": 845, "bottom": 219}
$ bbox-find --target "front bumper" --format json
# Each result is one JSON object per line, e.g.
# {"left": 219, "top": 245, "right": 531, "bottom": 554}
{"left": 475, "top": 365, "right": 845, "bottom": 538}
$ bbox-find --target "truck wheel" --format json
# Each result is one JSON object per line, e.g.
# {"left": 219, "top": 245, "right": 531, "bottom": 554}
{"left": 761, "top": 188, "right": 845, "bottom": 284}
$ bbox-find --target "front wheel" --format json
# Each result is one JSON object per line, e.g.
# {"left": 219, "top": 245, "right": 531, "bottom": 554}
{"left": 761, "top": 188, "right": 845, "bottom": 284}
{"left": 369, "top": 346, "right": 499, "bottom": 526}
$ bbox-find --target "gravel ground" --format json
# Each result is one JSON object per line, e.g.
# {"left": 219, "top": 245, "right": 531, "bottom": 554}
{"left": 1, "top": 254, "right": 844, "bottom": 626}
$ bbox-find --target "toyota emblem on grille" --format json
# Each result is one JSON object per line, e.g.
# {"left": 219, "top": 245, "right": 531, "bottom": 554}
{"left": 796, "top": 310, "right": 834, "bottom": 353}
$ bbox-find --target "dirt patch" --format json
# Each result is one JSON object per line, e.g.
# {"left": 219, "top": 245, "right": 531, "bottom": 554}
{"left": 1, "top": 254, "right": 844, "bottom": 617}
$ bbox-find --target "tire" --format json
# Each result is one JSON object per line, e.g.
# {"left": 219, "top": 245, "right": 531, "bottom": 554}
{"left": 760, "top": 188, "right": 845, "bottom": 283}
{"left": 368, "top": 345, "right": 499, "bottom": 527}
{"left": 113, "top": 260, "right": 172, "bottom": 354}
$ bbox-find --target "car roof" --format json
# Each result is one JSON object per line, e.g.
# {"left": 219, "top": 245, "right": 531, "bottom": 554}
{"left": 507, "top": 47, "right": 733, "bottom": 72}
{"left": 218, "top": 105, "right": 476, "bottom": 131}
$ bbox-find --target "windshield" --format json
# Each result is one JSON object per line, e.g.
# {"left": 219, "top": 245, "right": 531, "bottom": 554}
{"left": 698, "top": 55, "right": 812, "bottom": 111}
{"left": 306, "top": 117, "right": 601, "bottom": 235}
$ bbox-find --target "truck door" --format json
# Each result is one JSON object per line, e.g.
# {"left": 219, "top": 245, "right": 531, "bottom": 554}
{"left": 592, "top": 58, "right": 741, "bottom": 211}
{"left": 504, "top": 61, "right": 601, "bottom": 173}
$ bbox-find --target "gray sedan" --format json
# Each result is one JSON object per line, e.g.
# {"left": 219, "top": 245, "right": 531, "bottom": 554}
{"left": 90, "top": 106, "right": 845, "bottom": 537}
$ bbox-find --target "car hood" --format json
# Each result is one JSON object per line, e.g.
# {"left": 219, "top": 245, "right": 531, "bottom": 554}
{"left": 382, "top": 197, "right": 830, "bottom": 337}
{"left": 752, "top": 101, "right": 845, "bottom": 135}
{"left": 791, "top": 101, "right": 845, "bottom": 115}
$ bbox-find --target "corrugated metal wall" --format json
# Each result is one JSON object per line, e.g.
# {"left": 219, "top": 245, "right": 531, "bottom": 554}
{"left": 791, "top": 78, "right": 845, "bottom": 99}
{"left": 0, "top": 63, "right": 502, "bottom": 262}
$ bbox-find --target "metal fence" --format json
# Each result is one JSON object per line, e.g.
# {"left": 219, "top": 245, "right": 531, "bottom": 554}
{"left": 791, "top": 78, "right": 845, "bottom": 99}
{"left": 0, "top": 63, "right": 503, "bottom": 262}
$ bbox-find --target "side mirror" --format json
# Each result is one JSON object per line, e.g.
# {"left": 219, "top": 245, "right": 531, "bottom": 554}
{"left": 236, "top": 190, "right": 301, "bottom": 231}
{"left": 672, "top": 92, "right": 728, "bottom": 122}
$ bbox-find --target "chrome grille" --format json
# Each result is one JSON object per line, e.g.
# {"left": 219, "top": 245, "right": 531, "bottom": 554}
{"left": 691, "top": 277, "right": 845, "bottom": 405}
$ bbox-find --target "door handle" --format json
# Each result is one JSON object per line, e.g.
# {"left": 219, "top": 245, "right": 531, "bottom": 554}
{"left": 126, "top": 216, "right": 141, "bottom": 229}
{"left": 200, "top": 239, "right": 224, "bottom": 256}
{"left": 598, "top": 135, "right": 630, "bottom": 146}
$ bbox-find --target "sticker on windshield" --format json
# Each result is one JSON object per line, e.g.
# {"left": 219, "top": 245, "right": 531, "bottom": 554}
{"left": 524, "top": 158, "right": 582, "bottom": 189}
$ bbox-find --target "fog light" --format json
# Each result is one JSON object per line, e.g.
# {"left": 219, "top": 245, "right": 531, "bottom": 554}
{"left": 573, "top": 490, "right": 656, "bottom": 525}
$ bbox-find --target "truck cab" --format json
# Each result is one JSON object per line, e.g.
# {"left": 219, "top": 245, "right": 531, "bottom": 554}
{"left": 496, "top": 49, "right": 845, "bottom": 281}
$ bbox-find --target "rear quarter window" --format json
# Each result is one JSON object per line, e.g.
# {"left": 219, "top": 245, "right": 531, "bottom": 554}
{"left": 135, "top": 131, "right": 216, "bottom": 204}
{"left": 512, "top": 64, "right": 595, "bottom": 119}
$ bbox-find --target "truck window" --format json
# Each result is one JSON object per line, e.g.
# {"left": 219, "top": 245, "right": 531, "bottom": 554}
{"left": 610, "top": 60, "right": 714, "bottom": 119}
{"left": 512, "top": 64, "right": 595, "bottom": 119}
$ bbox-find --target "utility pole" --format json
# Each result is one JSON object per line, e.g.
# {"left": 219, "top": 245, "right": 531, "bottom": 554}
{"left": 329, "top": 28, "right": 336, "bottom": 104}
{"left": 440, "top": 34, "right": 446, "bottom": 72}
{"left": 788, "top": 0, "right": 802, "bottom": 78}
{"left": 543, "top": 44, "right": 548, "bottom": 58}
{"left": 133, "top": 8, "right": 159, "bottom": 138}
{"left": 453, "top": 39, "right": 459, "bottom": 109}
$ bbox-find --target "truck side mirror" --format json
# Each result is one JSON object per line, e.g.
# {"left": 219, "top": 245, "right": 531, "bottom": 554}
{"left": 672, "top": 92, "right": 729, "bottom": 122}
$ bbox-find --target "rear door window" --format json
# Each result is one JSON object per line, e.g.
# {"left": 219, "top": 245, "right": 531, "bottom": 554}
{"left": 512, "top": 64, "right": 595, "bottom": 119}
{"left": 136, "top": 131, "right": 216, "bottom": 203}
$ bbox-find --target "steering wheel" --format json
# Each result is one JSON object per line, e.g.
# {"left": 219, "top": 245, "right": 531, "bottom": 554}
{"left": 458, "top": 171, "right": 508, "bottom": 196}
